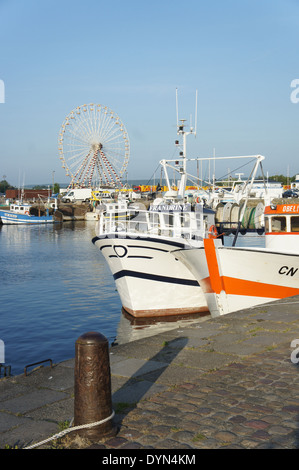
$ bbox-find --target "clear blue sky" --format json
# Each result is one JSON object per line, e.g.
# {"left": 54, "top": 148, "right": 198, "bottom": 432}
{"left": 0, "top": 0, "right": 299, "bottom": 186}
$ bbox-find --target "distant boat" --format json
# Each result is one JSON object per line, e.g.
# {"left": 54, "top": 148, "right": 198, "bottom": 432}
{"left": 0, "top": 201, "right": 58, "bottom": 224}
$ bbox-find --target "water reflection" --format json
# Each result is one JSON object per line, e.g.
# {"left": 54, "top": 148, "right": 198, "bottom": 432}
{"left": 0, "top": 220, "right": 122, "bottom": 375}
{"left": 115, "top": 308, "right": 211, "bottom": 345}
{"left": 0, "top": 221, "right": 265, "bottom": 376}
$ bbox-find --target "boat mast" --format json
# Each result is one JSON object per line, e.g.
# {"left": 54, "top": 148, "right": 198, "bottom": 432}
{"left": 176, "top": 89, "right": 198, "bottom": 198}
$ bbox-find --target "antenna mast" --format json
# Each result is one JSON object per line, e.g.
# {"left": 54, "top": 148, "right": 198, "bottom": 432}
{"left": 176, "top": 88, "right": 179, "bottom": 127}
{"left": 175, "top": 88, "right": 198, "bottom": 197}
{"left": 194, "top": 89, "right": 198, "bottom": 136}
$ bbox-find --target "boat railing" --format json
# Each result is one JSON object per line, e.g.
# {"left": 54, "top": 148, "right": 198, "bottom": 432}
{"left": 96, "top": 204, "right": 206, "bottom": 242}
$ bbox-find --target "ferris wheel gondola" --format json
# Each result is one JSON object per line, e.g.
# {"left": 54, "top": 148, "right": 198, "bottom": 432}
{"left": 58, "top": 103, "right": 130, "bottom": 188}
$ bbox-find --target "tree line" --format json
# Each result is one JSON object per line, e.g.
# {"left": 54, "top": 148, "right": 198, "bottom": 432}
{"left": 0, "top": 180, "right": 60, "bottom": 194}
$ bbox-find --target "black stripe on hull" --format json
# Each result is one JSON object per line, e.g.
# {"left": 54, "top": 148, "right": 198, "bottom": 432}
{"left": 92, "top": 235, "right": 187, "bottom": 250}
{"left": 113, "top": 269, "right": 200, "bottom": 286}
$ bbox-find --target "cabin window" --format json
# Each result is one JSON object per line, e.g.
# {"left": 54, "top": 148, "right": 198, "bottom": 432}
{"left": 264, "top": 216, "right": 269, "bottom": 232}
{"left": 162, "top": 213, "right": 173, "bottom": 227}
{"left": 291, "top": 216, "right": 299, "bottom": 232}
{"left": 271, "top": 216, "right": 286, "bottom": 232}
{"left": 149, "top": 212, "right": 159, "bottom": 228}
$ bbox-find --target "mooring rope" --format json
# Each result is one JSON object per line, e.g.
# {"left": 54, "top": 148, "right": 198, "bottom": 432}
{"left": 24, "top": 410, "right": 115, "bottom": 449}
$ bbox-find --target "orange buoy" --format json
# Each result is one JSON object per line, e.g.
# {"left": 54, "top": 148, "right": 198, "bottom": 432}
{"left": 208, "top": 225, "right": 218, "bottom": 239}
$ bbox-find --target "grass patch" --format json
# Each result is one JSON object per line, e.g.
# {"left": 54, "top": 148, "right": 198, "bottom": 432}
{"left": 192, "top": 433, "right": 206, "bottom": 442}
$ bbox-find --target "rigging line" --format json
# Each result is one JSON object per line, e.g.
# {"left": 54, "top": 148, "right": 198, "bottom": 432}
{"left": 144, "top": 163, "right": 162, "bottom": 187}
{"left": 215, "top": 158, "right": 257, "bottom": 182}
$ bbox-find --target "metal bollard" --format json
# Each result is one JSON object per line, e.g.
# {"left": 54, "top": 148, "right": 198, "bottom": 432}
{"left": 74, "top": 331, "right": 117, "bottom": 440}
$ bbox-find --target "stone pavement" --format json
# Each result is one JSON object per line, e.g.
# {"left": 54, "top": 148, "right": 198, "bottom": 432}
{"left": 0, "top": 296, "right": 299, "bottom": 449}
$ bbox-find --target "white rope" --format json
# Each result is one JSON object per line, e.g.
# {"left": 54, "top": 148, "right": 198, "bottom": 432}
{"left": 24, "top": 410, "right": 115, "bottom": 449}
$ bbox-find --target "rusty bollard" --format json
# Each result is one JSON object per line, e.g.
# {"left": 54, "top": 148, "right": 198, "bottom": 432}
{"left": 74, "top": 331, "right": 117, "bottom": 440}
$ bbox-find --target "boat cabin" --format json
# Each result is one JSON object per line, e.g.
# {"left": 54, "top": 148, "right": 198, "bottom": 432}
{"left": 264, "top": 203, "right": 299, "bottom": 252}
{"left": 9, "top": 203, "right": 31, "bottom": 215}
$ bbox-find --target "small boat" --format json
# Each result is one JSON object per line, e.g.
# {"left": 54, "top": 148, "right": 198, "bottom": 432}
{"left": 0, "top": 201, "right": 58, "bottom": 225}
{"left": 172, "top": 202, "right": 299, "bottom": 317}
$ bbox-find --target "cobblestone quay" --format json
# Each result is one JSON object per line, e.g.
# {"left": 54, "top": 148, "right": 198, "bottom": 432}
{"left": 0, "top": 296, "right": 299, "bottom": 449}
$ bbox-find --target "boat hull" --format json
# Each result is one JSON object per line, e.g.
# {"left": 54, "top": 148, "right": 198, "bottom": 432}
{"left": 173, "top": 238, "right": 299, "bottom": 317}
{"left": 92, "top": 234, "right": 209, "bottom": 317}
{"left": 0, "top": 210, "right": 55, "bottom": 224}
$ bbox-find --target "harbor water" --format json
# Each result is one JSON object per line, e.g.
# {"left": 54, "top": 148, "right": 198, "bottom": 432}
{"left": 0, "top": 221, "right": 265, "bottom": 376}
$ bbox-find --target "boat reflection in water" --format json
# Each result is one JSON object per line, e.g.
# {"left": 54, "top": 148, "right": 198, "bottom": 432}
{"left": 114, "top": 308, "right": 211, "bottom": 345}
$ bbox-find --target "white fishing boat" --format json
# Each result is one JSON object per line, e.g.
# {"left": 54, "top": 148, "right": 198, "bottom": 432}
{"left": 92, "top": 91, "right": 271, "bottom": 318}
{"left": 0, "top": 200, "right": 58, "bottom": 225}
{"left": 173, "top": 202, "right": 299, "bottom": 317}
{"left": 92, "top": 95, "right": 220, "bottom": 317}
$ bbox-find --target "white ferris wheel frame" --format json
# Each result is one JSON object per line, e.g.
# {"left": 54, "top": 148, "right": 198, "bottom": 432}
{"left": 58, "top": 103, "right": 130, "bottom": 188}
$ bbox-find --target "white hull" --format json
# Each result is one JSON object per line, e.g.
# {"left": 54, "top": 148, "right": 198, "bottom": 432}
{"left": 173, "top": 238, "right": 299, "bottom": 317}
{"left": 92, "top": 233, "right": 208, "bottom": 317}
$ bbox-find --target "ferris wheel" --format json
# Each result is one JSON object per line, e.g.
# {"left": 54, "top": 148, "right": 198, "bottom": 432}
{"left": 58, "top": 103, "right": 130, "bottom": 188}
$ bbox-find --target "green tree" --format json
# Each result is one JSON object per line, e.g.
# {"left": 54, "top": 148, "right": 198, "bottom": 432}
{"left": 0, "top": 180, "right": 15, "bottom": 193}
{"left": 268, "top": 175, "right": 295, "bottom": 186}
{"left": 53, "top": 183, "right": 60, "bottom": 194}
